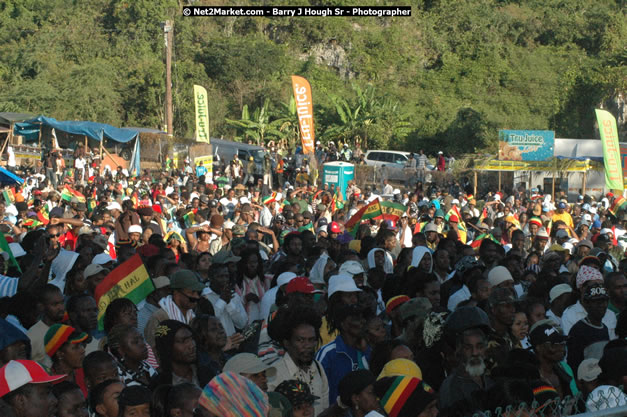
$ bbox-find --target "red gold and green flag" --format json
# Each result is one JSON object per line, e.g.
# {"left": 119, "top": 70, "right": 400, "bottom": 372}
{"left": 61, "top": 185, "right": 86, "bottom": 203}
{"left": 94, "top": 254, "right": 154, "bottom": 330}
{"left": 609, "top": 196, "right": 627, "bottom": 216}
{"left": 37, "top": 204, "right": 50, "bottom": 225}
{"left": 445, "top": 205, "right": 467, "bottom": 243}
{"left": 183, "top": 211, "right": 195, "bottom": 228}
{"left": 380, "top": 201, "right": 407, "bottom": 223}
{"left": 345, "top": 199, "right": 383, "bottom": 233}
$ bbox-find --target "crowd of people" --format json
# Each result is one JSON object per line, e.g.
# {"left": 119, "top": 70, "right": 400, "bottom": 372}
{"left": 0, "top": 145, "right": 626, "bottom": 417}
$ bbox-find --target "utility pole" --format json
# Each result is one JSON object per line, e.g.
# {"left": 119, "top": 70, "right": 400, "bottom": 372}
{"left": 163, "top": 20, "right": 173, "bottom": 136}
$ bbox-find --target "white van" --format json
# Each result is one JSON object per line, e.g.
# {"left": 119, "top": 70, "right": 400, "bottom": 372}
{"left": 364, "top": 150, "right": 411, "bottom": 181}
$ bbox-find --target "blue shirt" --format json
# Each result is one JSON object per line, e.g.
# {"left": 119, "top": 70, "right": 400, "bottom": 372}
{"left": 196, "top": 165, "right": 208, "bottom": 177}
{"left": 315, "top": 335, "right": 371, "bottom": 405}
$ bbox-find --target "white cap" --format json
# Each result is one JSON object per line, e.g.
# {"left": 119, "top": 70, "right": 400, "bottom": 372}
{"left": 549, "top": 283, "right": 573, "bottom": 303}
{"left": 92, "top": 253, "right": 113, "bottom": 265}
{"left": 562, "top": 242, "right": 574, "bottom": 255}
{"left": 223, "top": 220, "right": 235, "bottom": 230}
{"left": 107, "top": 202, "right": 122, "bottom": 211}
{"left": 128, "top": 225, "right": 143, "bottom": 234}
{"left": 240, "top": 197, "right": 250, "bottom": 204}
{"left": 277, "top": 272, "right": 297, "bottom": 287}
{"left": 600, "top": 228, "right": 613, "bottom": 236}
{"left": 487, "top": 266, "right": 514, "bottom": 287}
{"left": 583, "top": 214, "right": 592, "bottom": 222}
{"left": 451, "top": 199, "right": 460, "bottom": 206}
{"left": 438, "top": 151, "right": 443, "bottom": 154}
{"left": 589, "top": 207, "right": 597, "bottom": 214}
{"left": 84, "top": 264, "right": 106, "bottom": 279}
{"left": 8, "top": 242, "right": 26, "bottom": 258}
{"left": 328, "top": 274, "right": 362, "bottom": 298}
{"left": 494, "top": 194, "right": 501, "bottom": 201}
{"left": 338, "top": 260, "right": 365, "bottom": 276}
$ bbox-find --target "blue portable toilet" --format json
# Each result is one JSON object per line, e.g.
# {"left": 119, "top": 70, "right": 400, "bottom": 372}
{"left": 322, "top": 161, "right": 354, "bottom": 199}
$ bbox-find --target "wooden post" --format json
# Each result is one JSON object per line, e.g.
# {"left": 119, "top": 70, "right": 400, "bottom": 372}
{"left": 84, "top": 136, "right": 88, "bottom": 153}
{"left": 582, "top": 170, "right": 587, "bottom": 196}
{"left": 498, "top": 171, "right": 501, "bottom": 191}
{"left": 474, "top": 170, "right": 478, "bottom": 197}
{"left": 552, "top": 170, "right": 556, "bottom": 202}
{"left": 37, "top": 123, "right": 43, "bottom": 148}
{"left": 99, "top": 139, "right": 104, "bottom": 175}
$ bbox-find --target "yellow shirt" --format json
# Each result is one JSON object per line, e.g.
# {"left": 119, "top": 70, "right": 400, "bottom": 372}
{"left": 552, "top": 212, "right": 574, "bottom": 229}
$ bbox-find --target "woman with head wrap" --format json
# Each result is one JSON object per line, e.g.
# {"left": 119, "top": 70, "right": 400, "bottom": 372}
{"left": 199, "top": 371, "right": 270, "bottom": 417}
{"left": 367, "top": 248, "right": 394, "bottom": 274}
{"left": 410, "top": 247, "right": 432, "bottom": 273}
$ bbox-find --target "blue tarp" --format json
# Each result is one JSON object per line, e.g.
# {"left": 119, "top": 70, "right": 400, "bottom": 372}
{"left": 0, "top": 168, "right": 24, "bottom": 185}
{"left": 14, "top": 116, "right": 139, "bottom": 144}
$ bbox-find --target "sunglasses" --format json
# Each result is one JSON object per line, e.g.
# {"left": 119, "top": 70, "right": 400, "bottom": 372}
{"left": 48, "top": 233, "right": 61, "bottom": 238}
{"left": 180, "top": 292, "right": 202, "bottom": 303}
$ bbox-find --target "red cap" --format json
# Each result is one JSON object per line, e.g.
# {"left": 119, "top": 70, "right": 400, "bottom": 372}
{"left": 285, "top": 277, "right": 322, "bottom": 294}
{"left": 449, "top": 215, "right": 459, "bottom": 223}
{"left": 606, "top": 192, "right": 614, "bottom": 198}
{"left": 330, "top": 222, "right": 341, "bottom": 234}
{"left": 0, "top": 360, "right": 66, "bottom": 398}
{"left": 152, "top": 204, "right": 162, "bottom": 214}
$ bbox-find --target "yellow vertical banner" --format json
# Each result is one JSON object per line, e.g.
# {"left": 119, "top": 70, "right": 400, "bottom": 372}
{"left": 291, "top": 75, "right": 315, "bottom": 154}
{"left": 596, "top": 109, "right": 623, "bottom": 191}
{"left": 194, "top": 85, "right": 210, "bottom": 144}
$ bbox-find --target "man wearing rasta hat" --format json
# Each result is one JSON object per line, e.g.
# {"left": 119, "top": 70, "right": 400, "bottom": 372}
{"left": 44, "top": 324, "right": 89, "bottom": 396}
{"left": 274, "top": 379, "right": 319, "bottom": 417}
{"left": 375, "top": 375, "right": 438, "bottom": 417}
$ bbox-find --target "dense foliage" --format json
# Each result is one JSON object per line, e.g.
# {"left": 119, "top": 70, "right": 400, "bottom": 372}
{"left": 0, "top": 0, "right": 625, "bottom": 154}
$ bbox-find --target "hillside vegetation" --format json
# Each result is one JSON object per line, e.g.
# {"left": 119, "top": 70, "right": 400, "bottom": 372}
{"left": 0, "top": 0, "right": 625, "bottom": 153}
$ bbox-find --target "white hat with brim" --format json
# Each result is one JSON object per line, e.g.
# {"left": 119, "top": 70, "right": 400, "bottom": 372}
{"left": 328, "top": 274, "right": 363, "bottom": 299}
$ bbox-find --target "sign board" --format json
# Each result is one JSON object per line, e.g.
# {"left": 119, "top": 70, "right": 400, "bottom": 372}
{"left": 619, "top": 143, "right": 627, "bottom": 189}
{"left": 194, "top": 155, "right": 213, "bottom": 183}
{"left": 498, "top": 130, "right": 554, "bottom": 161}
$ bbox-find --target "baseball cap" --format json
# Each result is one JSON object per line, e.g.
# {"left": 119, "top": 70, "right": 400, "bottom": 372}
{"left": 583, "top": 284, "right": 609, "bottom": 300}
{"left": 448, "top": 215, "right": 459, "bottom": 223}
{"left": 338, "top": 260, "right": 365, "bottom": 276}
{"left": 578, "top": 358, "right": 601, "bottom": 382}
{"left": 555, "top": 229, "right": 569, "bottom": 238}
{"left": 44, "top": 324, "right": 88, "bottom": 358}
{"left": 276, "top": 272, "right": 297, "bottom": 287}
{"left": 92, "top": 253, "right": 113, "bottom": 265}
{"left": 169, "top": 269, "right": 205, "bottom": 292}
{"left": 211, "top": 251, "right": 241, "bottom": 265}
{"left": 549, "top": 284, "right": 573, "bottom": 303}
{"left": 285, "top": 277, "right": 322, "bottom": 295}
{"left": 232, "top": 225, "right": 246, "bottom": 236}
{"left": 558, "top": 202, "right": 567, "bottom": 209}
{"left": 274, "top": 380, "right": 319, "bottom": 407}
{"left": 153, "top": 276, "right": 171, "bottom": 289}
{"left": 0, "top": 360, "right": 66, "bottom": 398}
{"left": 529, "top": 322, "right": 567, "bottom": 346}
{"left": 328, "top": 274, "right": 362, "bottom": 298}
{"left": 223, "top": 353, "right": 276, "bottom": 378}
{"left": 84, "top": 264, "right": 106, "bottom": 279}
{"left": 536, "top": 228, "right": 549, "bottom": 239}
{"left": 330, "top": 222, "right": 341, "bottom": 234}
{"left": 398, "top": 297, "right": 431, "bottom": 323}
{"left": 424, "top": 223, "right": 438, "bottom": 233}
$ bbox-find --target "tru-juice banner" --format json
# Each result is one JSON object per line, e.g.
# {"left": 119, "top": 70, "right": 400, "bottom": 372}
{"left": 596, "top": 109, "right": 623, "bottom": 191}
{"left": 194, "top": 85, "right": 210, "bottom": 144}
{"left": 291, "top": 75, "right": 315, "bottom": 154}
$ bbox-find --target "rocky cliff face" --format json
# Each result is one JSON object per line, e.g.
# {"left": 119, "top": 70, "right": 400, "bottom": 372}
{"left": 300, "top": 41, "right": 355, "bottom": 79}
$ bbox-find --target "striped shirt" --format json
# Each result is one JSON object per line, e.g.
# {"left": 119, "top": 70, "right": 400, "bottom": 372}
{"left": 0, "top": 275, "right": 18, "bottom": 298}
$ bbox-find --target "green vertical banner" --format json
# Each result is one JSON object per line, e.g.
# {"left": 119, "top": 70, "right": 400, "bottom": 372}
{"left": 194, "top": 85, "right": 210, "bottom": 144}
{"left": 596, "top": 109, "right": 623, "bottom": 191}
